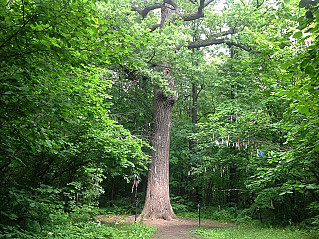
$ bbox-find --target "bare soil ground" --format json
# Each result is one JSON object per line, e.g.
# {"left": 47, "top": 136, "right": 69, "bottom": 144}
{"left": 97, "top": 215, "right": 235, "bottom": 239}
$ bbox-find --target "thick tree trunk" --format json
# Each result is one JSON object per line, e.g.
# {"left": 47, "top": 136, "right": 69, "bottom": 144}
{"left": 141, "top": 68, "right": 177, "bottom": 220}
{"left": 140, "top": 3, "right": 179, "bottom": 221}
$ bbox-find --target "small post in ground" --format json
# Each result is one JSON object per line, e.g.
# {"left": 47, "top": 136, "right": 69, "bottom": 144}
{"left": 198, "top": 202, "right": 201, "bottom": 226}
{"left": 257, "top": 207, "right": 262, "bottom": 223}
{"left": 131, "top": 174, "right": 140, "bottom": 223}
{"left": 234, "top": 204, "right": 238, "bottom": 218}
{"left": 135, "top": 197, "right": 138, "bottom": 223}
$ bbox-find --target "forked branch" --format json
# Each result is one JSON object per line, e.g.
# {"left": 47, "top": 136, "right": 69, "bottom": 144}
{"left": 134, "top": 1, "right": 256, "bottom": 52}
{"left": 133, "top": 0, "right": 215, "bottom": 21}
{"left": 132, "top": 3, "right": 162, "bottom": 18}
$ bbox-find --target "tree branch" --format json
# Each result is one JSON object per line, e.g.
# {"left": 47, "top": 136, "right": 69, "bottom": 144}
{"left": 0, "top": 12, "right": 37, "bottom": 49}
{"left": 150, "top": 23, "right": 162, "bottom": 32}
{"left": 134, "top": 0, "right": 215, "bottom": 26}
{"left": 185, "top": 38, "right": 259, "bottom": 53}
{"left": 180, "top": 28, "right": 238, "bottom": 48}
{"left": 197, "top": 84, "right": 204, "bottom": 98}
{"left": 132, "top": 3, "right": 163, "bottom": 18}
{"left": 198, "top": 0, "right": 206, "bottom": 14}
{"left": 256, "top": 0, "right": 264, "bottom": 9}
{"left": 0, "top": 49, "right": 50, "bottom": 58}
{"left": 175, "top": 27, "right": 259, "bottom": 53}
{"left": 47, "top": 160, "right": 91, "bottom": 184}
{"left": 181, "top": 38, "right": 224, "bottom": 49}
{"left": 164, "top": 0, "right": 179, "bottom": 13}
{"left": 180, "top": 0, "right": 213, "bottom": 21}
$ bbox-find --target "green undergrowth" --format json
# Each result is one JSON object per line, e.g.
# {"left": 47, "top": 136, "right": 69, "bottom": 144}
{"left": 38, "top": 221, "right": 155, "bottom": 239}
{"left": 173, "top": 203, "right": 319, "bottom": 239}
{"left": 173, "top": 204, "right": 318, "bottom": 228}
{"left": 174, "top": 205, "right": 239, "bottom": 222}
{"left": 1, "top": 208, "right": 156, "bottom": 239}
{"left": 97, "top": 197, "right": 144, "bottom": 216}
{"left": 192, "top": 224, "right": 319, "bottom": 239}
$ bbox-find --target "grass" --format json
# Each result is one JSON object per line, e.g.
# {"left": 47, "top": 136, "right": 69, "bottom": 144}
{"left": 192, "top": 224, "right": 319, "bottom": 239}
{"left": 2, "top": 209, "right": 156, "bottom": 239}
{"left": 175, "top": 206, "right": 236, "bottom": 222}
{"left": 38, "top": 221, "right": 156, "bottom": 239}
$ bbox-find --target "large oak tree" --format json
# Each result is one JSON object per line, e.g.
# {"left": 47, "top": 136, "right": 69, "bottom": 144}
{"left": 132, "top": 0, "right": 250, "bottom": 220}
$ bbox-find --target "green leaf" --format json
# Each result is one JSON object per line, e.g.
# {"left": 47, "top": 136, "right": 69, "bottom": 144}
{"left": 292, "top": 31, "right": 303, "bottom": 39}
{"left": 298, "top": 105, "right": 309, "bottom": 116}
{"left": 279, "top": 191, "right": 293, "bottom": 196}
{"left": 305, "top": 65, "right": 315, "bottom": 75}
{"left": 281, "top": 63, "right": 291, "bottom": 69}
{"left": 1, "top": 211, "right": 18, "bottom": 220}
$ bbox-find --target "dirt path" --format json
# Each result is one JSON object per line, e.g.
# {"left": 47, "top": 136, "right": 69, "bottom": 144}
{"left": 148, "top": 218, "right": 201, "bottom": 239}
{"left": 97, "top": 215, "right": 235, "bottom": 239}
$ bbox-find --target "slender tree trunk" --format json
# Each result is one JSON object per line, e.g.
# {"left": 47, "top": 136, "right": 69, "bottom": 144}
{"left": 188, "top": 82, "right": 199, "bottom": 201}
{"left": 190, "top": 82, "right": 198, "bottom": 149}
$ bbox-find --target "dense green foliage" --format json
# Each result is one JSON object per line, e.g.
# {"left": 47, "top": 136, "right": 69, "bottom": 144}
{"left": 192, "top": 224, "right": 319, "bottom": 239}
{"left": 0, "top": 0, "right": 151, "bottom": 236}
{"left": 0, "top": 0, "right": 318, "bottom": 237}
{"left": 2, "top": 207, "right": 155, "bottom": 239}
{"left": 168, "top": 0, "right": 319, "bottom": 227}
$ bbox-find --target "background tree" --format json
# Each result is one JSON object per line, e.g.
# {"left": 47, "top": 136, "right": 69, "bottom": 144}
{"left": 0, "top": 0, "right": 151, "bottom": 235}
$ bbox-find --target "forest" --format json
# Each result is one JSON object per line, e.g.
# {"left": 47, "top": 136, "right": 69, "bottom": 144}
{"left": 0, "top": 0, "right": 318, "bottom": 238}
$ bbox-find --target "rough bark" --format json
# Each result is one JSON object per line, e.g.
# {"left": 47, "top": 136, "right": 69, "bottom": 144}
{"left": 139, "top": 2, "right": 180, "bottom": 220}
{"left": 141, "top": 67, "right": 177, "bottom": 220}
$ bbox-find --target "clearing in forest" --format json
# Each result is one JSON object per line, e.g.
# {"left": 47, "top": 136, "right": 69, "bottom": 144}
{"left": 97, "top": 215, "right": 235, "bottom": 239}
